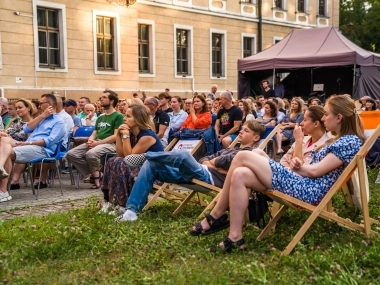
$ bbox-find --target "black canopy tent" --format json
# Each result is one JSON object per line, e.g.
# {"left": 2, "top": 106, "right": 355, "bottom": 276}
{"left": 237, "top": 27, "right": 380, "bottom": 100}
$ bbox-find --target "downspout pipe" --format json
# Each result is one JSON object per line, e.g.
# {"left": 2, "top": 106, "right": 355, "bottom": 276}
{"left": 257, "top": 0, "right": 263, "bottom": 52}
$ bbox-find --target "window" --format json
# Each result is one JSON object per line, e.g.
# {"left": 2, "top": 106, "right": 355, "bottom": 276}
{"left": 138, "top": 24, "right": 150, "bottom": 73}
{"left": 297, "top": 0, "right": 305, "bottom": 12}
{"left": 176, "top": 29, "right": 188, "bottom": 75}
{"left": 96, "top": 16, "right": 114, "bottom": 70}
{"left": 33, "top": 1, "right": 68, "bottom": 72}
{"left": 243, "top": 37, "right": 255, "bottom": 58}
{"left": 37, "top": 7, "right": 60, "bottom": 67}
{"left": 210, "top": 29, "right": 226, "bottom": 79}
{"left": 138, "top": 19, "right": 155, "bottom": 76}
{"left": 273, "top": 36, "right": 283, "bottom": 45}
{"left": 93, "top": 10, "right": 121, "bottom": 75}
{"left": 319, "top": 0, "right": 326, "bottom": 16}
{"left": 274, "top": 0, "right": 283, "bottom": 9}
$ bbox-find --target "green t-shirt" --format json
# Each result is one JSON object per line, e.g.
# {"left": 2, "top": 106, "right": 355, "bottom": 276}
{"left": 95, "top": 112, "right": 124, "bottom": 140}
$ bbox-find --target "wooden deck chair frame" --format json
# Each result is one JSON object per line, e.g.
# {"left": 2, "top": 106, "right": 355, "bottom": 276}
{"left": 172, "top": 124, "right": 282, "bottom": 219}
{"left": 142, "top": 137, "right": 205, "bottom": 211}
{"left": 257, "top": 125, "right": 380, "bottom": 256}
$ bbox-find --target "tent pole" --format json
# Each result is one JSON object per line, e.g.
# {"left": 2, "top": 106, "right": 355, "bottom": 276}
{"left": 273, "top": 69, "right": 275, "bottom": 87}
{"left": 311, "top": 68, "right": 313, "bottom": 94}
{"left": 352, "top": 64, "right": 356, "bottom": 96}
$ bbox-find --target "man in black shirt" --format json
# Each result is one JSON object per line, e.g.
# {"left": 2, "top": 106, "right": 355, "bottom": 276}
{"left": 158, "top": 92, "right": 173, "bottom": 113}
{"left": 118, "top": 120, "right": 266, "bottom": 221}
{"left": 215, "top": 91, "right": 243, "bottom": 148}
{"left": 262, "top": 80, "right": 275, "bottom": 99}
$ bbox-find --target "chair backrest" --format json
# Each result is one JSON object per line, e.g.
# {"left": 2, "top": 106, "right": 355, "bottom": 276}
{"left": 74, "top": 126, "right": 95, "bottom": 137}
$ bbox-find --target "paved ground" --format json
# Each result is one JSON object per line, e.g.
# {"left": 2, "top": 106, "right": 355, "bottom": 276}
{"left": 0, "top": 173, "right": 102, "bottom": 220}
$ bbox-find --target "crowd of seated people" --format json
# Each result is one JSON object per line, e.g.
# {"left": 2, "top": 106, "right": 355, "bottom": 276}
{"left": 0, "top": 86, "right": 375, "bottom": 257}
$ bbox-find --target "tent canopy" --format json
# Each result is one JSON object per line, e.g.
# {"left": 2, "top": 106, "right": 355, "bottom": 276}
{"left": 238, "top": 27, "right": 380, "bottom": 71}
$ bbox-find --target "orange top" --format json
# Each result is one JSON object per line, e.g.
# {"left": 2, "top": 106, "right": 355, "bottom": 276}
{"left": 180, "top": 112, "right": 212, "bottom": 130}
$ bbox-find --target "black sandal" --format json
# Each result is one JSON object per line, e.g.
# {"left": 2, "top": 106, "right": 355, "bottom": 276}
{"left": 209, "top": 237, "right": 246, "bottom": 253}
{"left": 189, "top": 214, "right": 230, "bottom": 236}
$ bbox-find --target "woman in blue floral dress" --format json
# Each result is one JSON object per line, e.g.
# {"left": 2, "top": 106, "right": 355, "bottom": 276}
{"left": 190, "top": 94, "right": 365, "bottom": 251}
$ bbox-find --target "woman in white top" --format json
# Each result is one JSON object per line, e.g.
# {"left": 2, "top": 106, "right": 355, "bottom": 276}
{"left": 166, "top": 96, "right": 188, "bottom": 132}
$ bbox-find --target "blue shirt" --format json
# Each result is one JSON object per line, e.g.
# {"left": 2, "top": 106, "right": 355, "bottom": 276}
{"left": 24, "top": 114, "right": 65, "bottom": 156}
{"left": 274, "top": 84, "right": 285, "bottom": 97}
{"left": 167, "top": 110, "right": 188, "bottom": 131}
{"left": 71, "top": 114, "right": 82, "bottom": 128}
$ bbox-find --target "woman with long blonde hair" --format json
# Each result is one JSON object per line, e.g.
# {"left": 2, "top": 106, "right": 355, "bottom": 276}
{"left": 99, "top": 104, "right": 164, "bottom": 214}
{"left": 190, "top": 94, "right": 364, "bottom": 251}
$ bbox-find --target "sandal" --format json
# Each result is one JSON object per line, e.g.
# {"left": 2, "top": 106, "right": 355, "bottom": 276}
{"left": 209, "top": 237, "right": 246, "bottom": 253}
{"left": 89, "top": 172, "right": 103, "bottom": 184}
{"left": 189, "top": 214, "right": 230, "bottom": 236}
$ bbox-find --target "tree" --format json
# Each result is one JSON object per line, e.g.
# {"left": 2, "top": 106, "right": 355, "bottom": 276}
{"left": 340, "top": 0, "right": 380, "bottom": 52}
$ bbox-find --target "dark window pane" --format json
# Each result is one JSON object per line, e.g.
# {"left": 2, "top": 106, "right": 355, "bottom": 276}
{"left": 49, "top": 32, "right": 59, "bottom": 48}
{"left": 50, "top": 49, "right": 59, "bottom": 65}
{"left": 98, "top": 54, "right": 104, "bottom": 68}
{"left": 181, "top": 48, "right": 187, "bottom": 60}
{"left": 37, "top": 9, "right": 46, "bottom": 26}
{"left": 39, "top": 49, "right": 48, "bottom": 64}
{"left": 141, "top": 44, "right": 149, "bottom": 57}
{"left": 182, "top": 61, "right": 188, "bottom": 73}
{"left": 105, "top": 54, "right": 113, "bottom": 68}
{"left": 177, "top": 47, "right": 181, "bottom": 59}
{"left": 140, "top": 25, "right": 148, "bottom": 40}
{"left": 38, "top": 31, "right": 47, "bottom": 47}
{"left": 141, "top": 58, "right": 149, "bottom": 71}
{"left": 105, "top": 39, "right": 112, "bottom": 53}
{"left": 97, "top": 38, "right": 104, "bottom": 52}
{"left": 48, "top": 10, "right": 58, "bottom": 28}
{"left": 96, "top": 17, "right": 103, "bottom": 34}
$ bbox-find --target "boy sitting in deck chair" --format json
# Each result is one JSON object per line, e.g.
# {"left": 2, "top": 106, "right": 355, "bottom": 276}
{"left": 116, "top": 120, "right": 266, "bottom": 222}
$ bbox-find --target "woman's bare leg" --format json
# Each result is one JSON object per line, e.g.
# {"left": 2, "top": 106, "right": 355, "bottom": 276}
{"left": 195, "top": 151, "right": 272, "bottom": 231}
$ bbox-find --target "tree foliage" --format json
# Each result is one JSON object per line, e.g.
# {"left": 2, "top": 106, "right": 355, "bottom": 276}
{"left": 340, "top": 0, "right": 380, "bottom": 52}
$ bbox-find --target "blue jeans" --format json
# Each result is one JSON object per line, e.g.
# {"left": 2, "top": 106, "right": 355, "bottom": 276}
{"left": 126, "top": 150, "right": 212, "bottom": 213}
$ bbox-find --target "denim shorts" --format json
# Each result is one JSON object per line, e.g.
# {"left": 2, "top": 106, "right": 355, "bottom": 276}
{"left": 13, "top": 145, "right": 48, "bottom": 163}
{"left": 228, "top": 134, "right": 238, "bottom": 142}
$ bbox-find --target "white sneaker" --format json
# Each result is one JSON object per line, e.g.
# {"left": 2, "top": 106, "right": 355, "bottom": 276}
{"left": 0, "top": 165, "right": 9, "bottom": 180}
{"left": 115, "top": 209, "right": 138, "bottom": 222}
{"left": 98, "top": 202, "right": 112, "bottom": 214}
{"left": 0, "top": 191, "right": 12, "bottom": 202}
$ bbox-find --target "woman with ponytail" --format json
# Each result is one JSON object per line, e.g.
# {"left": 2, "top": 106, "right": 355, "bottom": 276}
{"left": 190, "top": 94, "right": 365, "bottom": 251}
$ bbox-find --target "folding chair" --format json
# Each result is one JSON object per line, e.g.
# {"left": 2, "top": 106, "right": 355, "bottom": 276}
{"left": 257, "top": 125, "right": 380, "bottom": 256}
{"left": 171, "top": 124, "right": 281, "bottom": 218}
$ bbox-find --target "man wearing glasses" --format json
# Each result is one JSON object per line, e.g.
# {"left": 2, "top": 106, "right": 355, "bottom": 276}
{"left": 144, "top": 97, "right": 170, "bottom": 147}
{"left": 0, "top": 94, "right": 65, "bottom": 202}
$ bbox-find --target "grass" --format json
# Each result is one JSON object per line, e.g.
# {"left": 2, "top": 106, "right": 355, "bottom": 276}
{"left": 1, "top": 168, "right": 380, "bottom": 284}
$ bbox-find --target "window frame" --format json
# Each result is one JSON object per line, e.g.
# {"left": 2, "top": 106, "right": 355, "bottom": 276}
{"left": 173, "top": 24, "right": 193, "bottom": 78}
{"left": 33, "top": 0, "right": 68, "bottom": 73}
{"left": 210, "top": 29, "right": 227, "bottom": 80}
{"left": 138, "top": 19, "right": 156, "bottom": 77}
{"left": 93, "top": 10, "right": 121, "bottom": 75}
{"left": 241, "top": 33, "right": 256, "bottom": 58}
{"left": 273, "top": 36, "right": 284, "bottom": 45}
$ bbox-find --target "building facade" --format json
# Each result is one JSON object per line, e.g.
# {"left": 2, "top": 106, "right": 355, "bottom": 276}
{"left": 0, "top": 0, "right": 339, "bottom": 101}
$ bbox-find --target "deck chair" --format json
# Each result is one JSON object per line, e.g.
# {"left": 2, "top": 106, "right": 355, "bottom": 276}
{"left": 142, "top": 137, "right": 206, "bottom": 211}
{"left": 171, "top": 124, "right": 281, "bottom": 218}
{"left": 257, "top": 125, "right": 380, "bottom": 256}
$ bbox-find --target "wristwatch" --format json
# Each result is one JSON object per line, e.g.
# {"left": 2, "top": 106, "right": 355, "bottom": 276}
{"left": 122, "top": 134, "right": 130, "bottom": 140}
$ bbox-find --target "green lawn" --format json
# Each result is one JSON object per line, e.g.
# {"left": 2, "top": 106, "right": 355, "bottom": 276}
{"left": 1, "top": 168, "right": 380, "bottom": 284}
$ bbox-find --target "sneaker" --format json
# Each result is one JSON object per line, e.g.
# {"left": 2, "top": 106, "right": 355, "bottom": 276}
{"left": 98, "top": 202, "right": 112, "bottom": 214}
{"left": 123, "top": 154, "right": 146, "bottom": 168}
{"left": 34, "top": 181, "right": 48, "bottom": 189}
{"left": 0, "top": 191, "right": 12, "bottom": 202}
{"left": 0, "top": 165, "right": 9, "bottom": 180}
{"left": 115, "top": 209, "right": 138, "bottom": 222}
